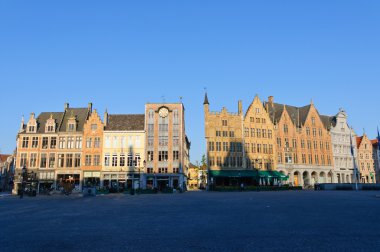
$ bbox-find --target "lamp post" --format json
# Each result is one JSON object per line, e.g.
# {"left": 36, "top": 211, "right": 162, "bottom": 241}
{"left": 20, "top": 166, "right": 27, "bottom": 198}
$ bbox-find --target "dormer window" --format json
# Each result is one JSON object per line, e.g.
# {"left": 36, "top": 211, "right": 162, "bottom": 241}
{"left": 26, "top": 112, "right": 37, "bottom": 133}
{"left": 45, "top": 115, "right": 56, "bottom": 133}
{"left": 68, "top": 123, "right": 75, "bottom": 132}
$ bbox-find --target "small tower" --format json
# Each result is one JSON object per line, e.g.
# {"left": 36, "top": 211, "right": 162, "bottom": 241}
{"left": 203, "top": 92, "right": 209, "bottom": 114}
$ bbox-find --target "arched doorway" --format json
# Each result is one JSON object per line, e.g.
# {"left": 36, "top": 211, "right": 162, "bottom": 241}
{"left": 311, "top": 171, "right": 318, "bottom": 185}
{"left": 319, "top": 172, "right": 326, "bottom": 183}
{"left": 294, "top": 171, "right": 300, "bottom": 187}
{"left": 303, "top": 171, "right": 310, "bottom": 187}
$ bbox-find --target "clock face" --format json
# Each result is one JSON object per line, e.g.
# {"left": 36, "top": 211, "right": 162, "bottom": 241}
{"left": 159, "top": 107, "right": 169, "bottom": 118}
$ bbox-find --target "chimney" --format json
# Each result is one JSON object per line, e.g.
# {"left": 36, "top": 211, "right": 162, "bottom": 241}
{"left": 238, "top": 100, "right": 242, "bottom": 115}
{"left": 268, "top": 96, "right": 274, "bottom": 106}
{"left": 88, "top": 102, "right": 93, "bottom": 112}
{"left": 104, "top": 109, "right": 108, "bottom": 126}
{"left": 64, "top": 103, "right": 69, "bottom": 110}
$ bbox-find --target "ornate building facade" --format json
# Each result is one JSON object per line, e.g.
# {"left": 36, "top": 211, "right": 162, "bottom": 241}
{"left": 265, "top": 97, "right": 334, "bottom": 187}
{"left": 329, "top": 109, "right": 357, "bottom": 183}
{"left": 356, "top": 134, "right": 376, "bottom": 183}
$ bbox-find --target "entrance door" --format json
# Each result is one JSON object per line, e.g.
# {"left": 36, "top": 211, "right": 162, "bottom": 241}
{"left": 294, "top": 176, "right": 299, "bottom": 186}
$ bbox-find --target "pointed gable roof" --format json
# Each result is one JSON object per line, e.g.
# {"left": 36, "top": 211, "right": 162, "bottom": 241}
{"left": 36, "top": 112, "right": 64, "bottom": 133}
{"left": 59, "top": 108, "right": 90, "bottom": 132}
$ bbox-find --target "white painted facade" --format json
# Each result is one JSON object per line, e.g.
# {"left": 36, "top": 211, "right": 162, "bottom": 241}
{"left": 330, "top": 109, "right": 357, "bottom": 183}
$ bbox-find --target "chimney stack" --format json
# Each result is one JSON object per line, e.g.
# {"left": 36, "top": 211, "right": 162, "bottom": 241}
{"left": 88, "top": 102, "right": 93, "bottom": 112}
{"left": 104, "top": 109, "right": 108, "bottom": 126}
{"left": 64, "top": 103, "right": 69, "bottom": 110}
{"left": 238, "top": 100, "right": 242, "bottom": 115}
{"left": 268, "top": 96, "right": 274, "bottom": 105}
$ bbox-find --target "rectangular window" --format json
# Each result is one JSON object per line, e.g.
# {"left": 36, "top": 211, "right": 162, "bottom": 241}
{"left": 251, "top": 128, "right": 255, "bottom": 137}
{"left": 222, "top": 131, "right": 228, "bottom": 137}
{"left": 85, "top": 155, "right": 92, "bottom": 166}
{"left": 112, "top": 154, "right": 118, "bottom": 167}
{"left": 216, "top": 142, "right": 221, "bottom": 151}
{"left": 313, "top": 128, "right": 317, "bottom": 137}
{"left": 68, "top": 123, "right": 75, "bottom": 132}
{"left": 158, "top": 151, "right": 168, "bottom": 162}
{"left": 66, "top": 154, "right": 73, "bottom": 167}
{"left": 30, "top": 153, "right": 37, "bottom": 167}
{"left": 147, "top": 151, "right": 154, "bottom": 162}
{"left": 306, "top": 127, "right": 310, "bottom": 136}
{"left": 263, "top": 144, "right": 268, "bottom": 154}
{"left": 216, "top": 131, "right": 221, "bottom": 137}
{"left": 134, "top": 154, "right": 141, "bottom": 167}
{"left": 255, "top": 129, "right": 260, "bottom": 138}
{"left": 302, "top": 154, "right": 306, "bottom": 164}
{"left": 244, "top": 128, "right": 249, "bottom": 137}
{"left": 67, "top": 137, "right": 74, "bottom": 149}
{"left": 262, "top": 129, "right": 267, "bottom": 138}
{"left": 74, "top": 154, "right": 81, "bottom": 167}
{"left": 308, "top": 154, "right": 312, "bottom": 164}
{"left": 75, "top": 137, "right": 82, "bottom": 149}
{"left": 91, "top": 124, "right": 97, "bottom": 131}
{"left": 257, "top": 144, "right": 262, "bottom": 153}
{"left": 269, "top": 144, "right": 273, "bottom": 154}
{"left": 268, "top": 130, "right": 272, "bottom": 139}
{"left": 42, "top": 137, "right": 49, "bottom": 149}
{"left": 40, "top": 153, "right": 47, "bottom": 168}
{"left": 230, "top": 142, "right": 235, "bottom": 152}
{"left": 147, "top": 168, "right": 153, "bottom": 174}
{"left": 58, "top": 154, "right": 65, "bottom": 167}
{"left": 284, "top": 124, "right": 288, "bottom": 134}
{"left": 86, "top": 138, "right": 92, "bottom": 148}
{"left": 277, "top": 138, "right": 281, "bottom": 148}
{"left": 208, "top": 142, "right": 215, "bottom": 151}
{"left": 173, "top": 151, "right": 179, "bottom": 160}
{"left": 94, "top": 155, "right": 100, "bottom": 166}
{"left": 59, "top": 137, "right": 65, "bottom": 149}
{"left": 216, "top": 157, "right": 222, "bottom": 166}
{"left": 301, "top": 140, "right": 305, "bottom": 148}
{"left": 252, "top": 143, "right": 256, "bottom": 153}
{"left": 229, "top": 131, "right": 235, "bottom": 138}
{"left": 50, "top": 137, "right": 57, "bottom": 149}
{"left": 22, "top": 137, "right": 29, "bottom": 148}
{"left": 223, "top": 142, "right": 228, "bottom": 151}
{"left": 32, "top": 137, "right": 38, "bottom": 148}
{"left": 173, "top": 167, "right": 179, "bottom": 173}
{"left": 104, "top": 154, "right": 110, "bottom": 166}
{"left": 120, "top": 154, "right": 125, "bottom": 166}
{"left": 113, "top": 136, "right": 119, "bottom": 148}
{"left": 222, "top": 120, "right": 228, "bottom": 126}
{"left": 307, "top": 141, "right": 311, "bottom": 149}
{"left": 127, "top": 154, "right": 133, "bottom": 166}
{"left": 49, "top": 153, "right": 55, "bottom": 168}
{"left": 292, "top": 139, "right": 297, "bottom": 148}
{"left": 94, "top": 137, "right": 101, "bottom": 148}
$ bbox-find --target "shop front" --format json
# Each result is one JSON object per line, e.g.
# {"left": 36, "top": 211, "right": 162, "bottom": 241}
{"left": 57, "top": 173, "right": 81, "bottom": 192}
{"left": 102, "top": 173, "right": 127, "bottom": 192}
{"left": 83, "top": 171, "right": 101, "bottom": 189}
{"left": 209, "top": 170, "right": 257, "bottom": 190}
{"left": 38, "top": 171, "right": 55, "bottom": 194}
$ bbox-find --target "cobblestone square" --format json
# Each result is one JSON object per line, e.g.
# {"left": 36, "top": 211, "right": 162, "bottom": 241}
{"left": 1, "top": 191, "right": 380, "bottom": 251}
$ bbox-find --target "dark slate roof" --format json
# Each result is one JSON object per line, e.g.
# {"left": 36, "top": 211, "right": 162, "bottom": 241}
{"left": 105, "top": 114, "right": 145, "bottom": 131}
{"left": 320, "top": 115, "right": 335, "bottom": 130}
{"left": 265, "top": 102, "right": 332, "bottom": 129}
{"left": 36, "top": 112, "right": 64, "bottom": 133}
{"left": 59, "top": 108, "right": 90, "bottom": 132}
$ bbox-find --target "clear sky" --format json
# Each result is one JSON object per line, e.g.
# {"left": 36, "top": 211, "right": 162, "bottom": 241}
{"left": 0, "top": 0, "right": 379, "bottom": 163}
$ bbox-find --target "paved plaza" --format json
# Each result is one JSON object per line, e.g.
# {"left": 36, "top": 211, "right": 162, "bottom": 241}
{"left": 1, "top": 191, "right": 380, "bottom": 251}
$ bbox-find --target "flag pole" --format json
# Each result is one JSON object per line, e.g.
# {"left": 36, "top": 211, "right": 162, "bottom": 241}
{"left": 350, "top": 130, "right": 359, "bottom": 191}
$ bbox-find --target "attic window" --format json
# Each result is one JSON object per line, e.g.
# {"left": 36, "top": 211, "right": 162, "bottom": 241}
{"left": 28, "top": 126, "right": 35, "bottom": 132}
{"left": 312, "top": 117, "right": 316, "bottom": 125}
{"left": 46, "top": 125, "right": 54, "bottom": 132}
{"left": 91, "top": 124, "right": 97, "bottom": 131}
{"left": 68, "top": 123, "right": 75, "bottom": 132}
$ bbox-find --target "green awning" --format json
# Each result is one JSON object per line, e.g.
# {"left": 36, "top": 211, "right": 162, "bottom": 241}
{"left": 209, "top": 170, "right": 257, "bottom": 177}
{"left": 258, "top": 171, "right": 289, "bottom": 180}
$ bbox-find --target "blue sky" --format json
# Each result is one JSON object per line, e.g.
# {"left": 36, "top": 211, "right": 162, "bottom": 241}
{"left": 0, "top": 0, "right": 379, "bottom": 162}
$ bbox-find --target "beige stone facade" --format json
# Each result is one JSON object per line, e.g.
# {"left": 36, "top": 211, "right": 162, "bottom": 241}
{"left": 356, "top": 134, "right": 376, "bottom": 183}
{"left": 145, "top": 103, "right": 190, "bottom": 190}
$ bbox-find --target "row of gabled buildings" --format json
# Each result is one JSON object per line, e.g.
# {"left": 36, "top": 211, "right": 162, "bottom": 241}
{"left": 13, "top": 102, "right": 190, "bottom": 194}
{"left": 204, "top": 93, "right": 380, "bottom": 188}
